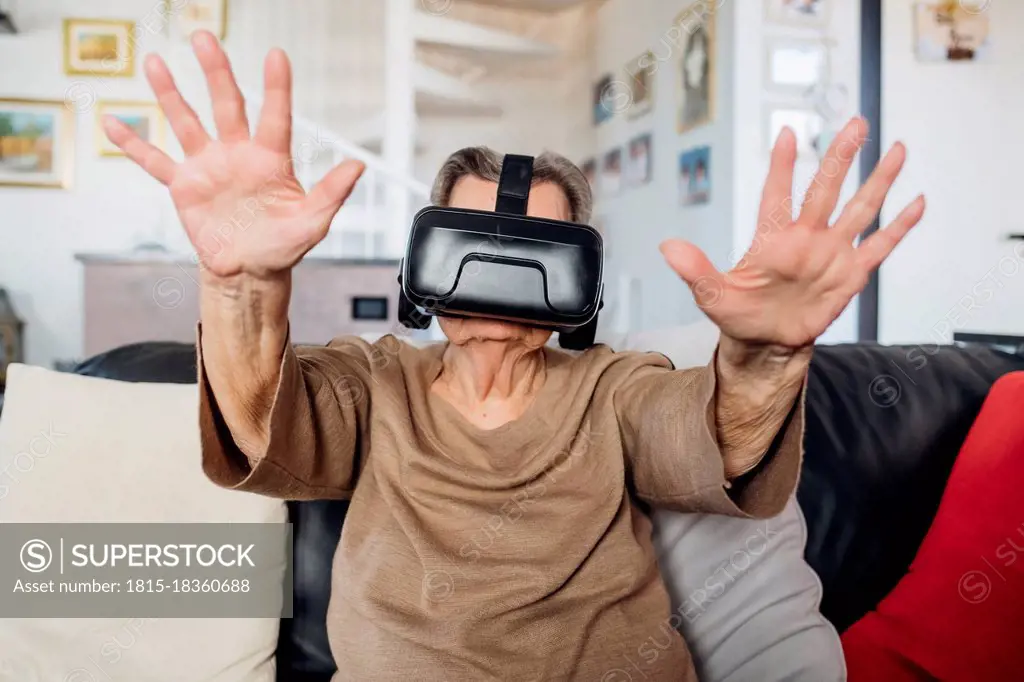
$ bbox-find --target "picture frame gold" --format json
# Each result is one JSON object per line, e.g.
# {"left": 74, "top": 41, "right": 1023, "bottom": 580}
{"left": 165, "top": 0, "right": 229, "bottom": 41}
{"left": 95, "top": 101, "right": 165, "bottom": 158}
{"left": 675, "top": 1, "right": 717, "bottom": 135}
{"left": 0, "top": 98, "right": 75, "bottom": 189}
{"left": 63, "top": 18, "right": 137, "bottom": 78}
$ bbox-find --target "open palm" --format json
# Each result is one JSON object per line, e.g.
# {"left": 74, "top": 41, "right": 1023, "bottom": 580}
{"left": 661, "top": 118, "right": 925, "bottom": 348}
{"left": 103, "top": 31, "right": 364, "bottom": 279}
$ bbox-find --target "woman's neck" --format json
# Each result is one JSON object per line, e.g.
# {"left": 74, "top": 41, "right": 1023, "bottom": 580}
{"left": 434, "top": 340, "right": 547, "bottom": 430}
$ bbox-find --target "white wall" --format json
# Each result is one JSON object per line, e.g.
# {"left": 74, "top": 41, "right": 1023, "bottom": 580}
{"left": 0, "top": 0, "right": 585, "bottom": 368}
{"left": 13, "top": 0, "right": 962, "bottom": 369}
{"left": 592, "top": 0, "right": 737, "bottom": 333}
{"left": 879, "top": 0, "right": 1024, "bottom": 343}
{"left": 590, "top": 0, "right": 863, "bottom": 341}
{"left": 731, "top": 0, "right": 862, "bottom": 344}
{"left": 414, "top": 3, "right": 594, "bottom": 183}
{"left": 415, "top": 72, "right": 594, "bottom": 186}
{"left": 0, "top": 0, "right": 388, "bottom": 368}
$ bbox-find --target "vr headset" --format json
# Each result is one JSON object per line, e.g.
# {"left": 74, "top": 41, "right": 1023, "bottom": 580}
{"left": 397, "top": 154, "right": 605, "bottom": 350}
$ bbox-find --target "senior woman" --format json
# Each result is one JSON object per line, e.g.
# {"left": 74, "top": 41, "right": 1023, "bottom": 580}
{"left": 104, "top": 32, "right": 924, "bottom": 682}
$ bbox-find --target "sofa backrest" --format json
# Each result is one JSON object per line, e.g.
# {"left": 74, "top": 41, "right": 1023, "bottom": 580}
{"left": 70, "top": 331, "right": 1024, "bottom": 639}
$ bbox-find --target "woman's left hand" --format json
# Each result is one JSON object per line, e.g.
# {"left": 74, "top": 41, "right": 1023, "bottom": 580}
{"left": 660, "top": 116, "right": 925, "bottom": 349}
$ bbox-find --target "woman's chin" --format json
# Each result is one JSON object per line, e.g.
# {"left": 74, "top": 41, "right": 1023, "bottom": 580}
{"left": 439, "top": 317, "right": 551, "bottom": 347}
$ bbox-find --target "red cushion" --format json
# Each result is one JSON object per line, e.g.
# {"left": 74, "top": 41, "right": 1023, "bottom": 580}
{"left": 841, "top": 371, "right": 1024, "bottom": 682}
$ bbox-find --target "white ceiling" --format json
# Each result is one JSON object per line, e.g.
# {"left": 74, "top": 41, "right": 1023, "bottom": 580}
{"left": 425, "top": 0, "right": 594, "bottom": 79}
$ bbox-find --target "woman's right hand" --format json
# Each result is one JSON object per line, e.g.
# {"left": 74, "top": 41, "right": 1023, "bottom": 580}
{"left": 103, "top": 31, "right": 364, "bottom": 281}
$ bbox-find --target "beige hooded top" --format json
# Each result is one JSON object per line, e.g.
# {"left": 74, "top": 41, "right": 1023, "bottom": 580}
{"left": 198, "top": 332, "right": 803, "bottom": 682}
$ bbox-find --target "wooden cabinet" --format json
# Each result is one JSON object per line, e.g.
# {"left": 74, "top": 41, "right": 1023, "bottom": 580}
{"left": 77, "top": 253, "right": 405, "bottom": 356}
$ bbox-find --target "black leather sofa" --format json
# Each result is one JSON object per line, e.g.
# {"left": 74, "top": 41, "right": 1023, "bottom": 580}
{"left": 64, "top": 338, "right": 1024, "bottom": 681}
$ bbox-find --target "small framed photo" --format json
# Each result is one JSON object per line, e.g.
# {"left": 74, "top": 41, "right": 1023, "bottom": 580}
{"left": 765, "top": 0, "right": 832, "bottom": 28}
{"left": 581, "top": 158, "right": 597, "bottom": 192}
{"left": 96, "top": 101, "right": 165, "bottom": 157}
{"left": 601, "top": 148, "right": 622, "bottom": 196}
{"left": 765, "top": 105, "right": 825, "bottom": 158}
{"left": 676, "top": 0, "right": 716, "bottom": 134}
{"left": 764, "top": 38, "right": 827, "bottom": 94}
{"left": 626, "top": 133, "right": 653, "bottom": 186}
{"left": 678, "top": 145, "right": 711, "bottom": 206}
{"left": 166, "top": 0, "right": 229, "bottom": 42}
{"left": 914, "top": 2, "right": 991, "bottom": 62}
{"left": 593, "top": 74, "right": 614, "bottom": 125}
{"left": 63, "top": 18, "right": 136, "bottom": 78}
{"left": 625, "top": 51, "right": 656, "bottom": 119}
{"left": 0, "top": 98, "right": 75, "bottom": 189}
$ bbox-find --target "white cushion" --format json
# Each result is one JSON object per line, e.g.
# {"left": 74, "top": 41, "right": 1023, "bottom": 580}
{"left": 622, "top": 321, "right": 846, "bottom": 681}
{"left": 620, "top": 319, "right": 722, "bottom": 367}
{"left": 0, "top": 364, "right": 285, "bottom": 682}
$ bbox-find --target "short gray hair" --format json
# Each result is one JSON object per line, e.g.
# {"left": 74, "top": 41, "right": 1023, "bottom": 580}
{"left": 430, "top": 147, "right": 593, "bottom": 224}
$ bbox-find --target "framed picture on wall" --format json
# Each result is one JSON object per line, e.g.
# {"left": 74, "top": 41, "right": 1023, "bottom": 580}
{"left": 626, "top": 133, "right": 653, "bottom": 186}
{"left": 593, "top": 74, "right": 614, "bottom": 125}
{"left": 581, "top": 158, "right": 597, "bottom": 192}
{"left": 96, "top": 101, "right": 165, "bottom": 157}
{"left": 764, "top": 38, "right": 828, "bottom": 95}
{"left": 913, "top": 2, "right": 991, "bottom": 62}
{"left": 678, "top": 145, "right": 711, "bottom": 206}
{"left": 63, "top": 18, "right": 136, "bottom": 77}
{"left": 166, "top": 0, "right": 229, "bottom": 41}
{"left": 765, "top": 0, "right": 832, "bottom": 28}
{"left": 625, "top": 51, "right": 656, "bottom": 119}
{"left": 0, "top": 98, "right": 75, "bottom": 189}
{"left": 601, "top": 148, "right": 622, "bottom": 196}
{"left": 765, "top": 105, "right": 826, "bottom": 159}
{"left": 676, "top": 1, "right": 716, "bottom": 134}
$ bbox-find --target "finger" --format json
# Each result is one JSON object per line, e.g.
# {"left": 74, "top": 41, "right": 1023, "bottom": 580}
{"left": 254, "top": 49, "right": 293, "bottom": 154}
{"left": 191, "top": 31, "right": 250, "bottom": 143}
{"left": 856, "top": 195, "right": 926, "bottom": 271}
{"left": 144, "top": 53, "right": 211, "bottom": 156}
{"left": 833, "top": 142, "right": 907, "bottom": 240}
{"left": 659, "top": 239, "right": 726, "bottom": 310}
{"left": 103, "top": 115, "right": 176, "bottom": 185}
{"left": 305, "top": 159, "right": 366, "bottom": 230}
{"left": 755, "top": 127, "right": 797, "bottom": 239}
{"left": 798, "top": 117, "right": 868, "bottom": 228}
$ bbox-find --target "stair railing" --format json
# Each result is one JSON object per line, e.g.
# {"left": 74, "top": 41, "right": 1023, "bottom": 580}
{"left": 240, "top": 86, "right": 431, "bottom": 260}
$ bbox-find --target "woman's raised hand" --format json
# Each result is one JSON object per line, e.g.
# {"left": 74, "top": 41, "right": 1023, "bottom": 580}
{"left": 103, "top": 31, "right": 364, "bottom": 280}
{"left": 661, "top": 117, "right": 925, "bottom": 349}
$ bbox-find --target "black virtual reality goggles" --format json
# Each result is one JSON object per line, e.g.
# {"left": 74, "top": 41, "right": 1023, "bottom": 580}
{"left": 397, "top": 154, "right": 605, "bottom": 350}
